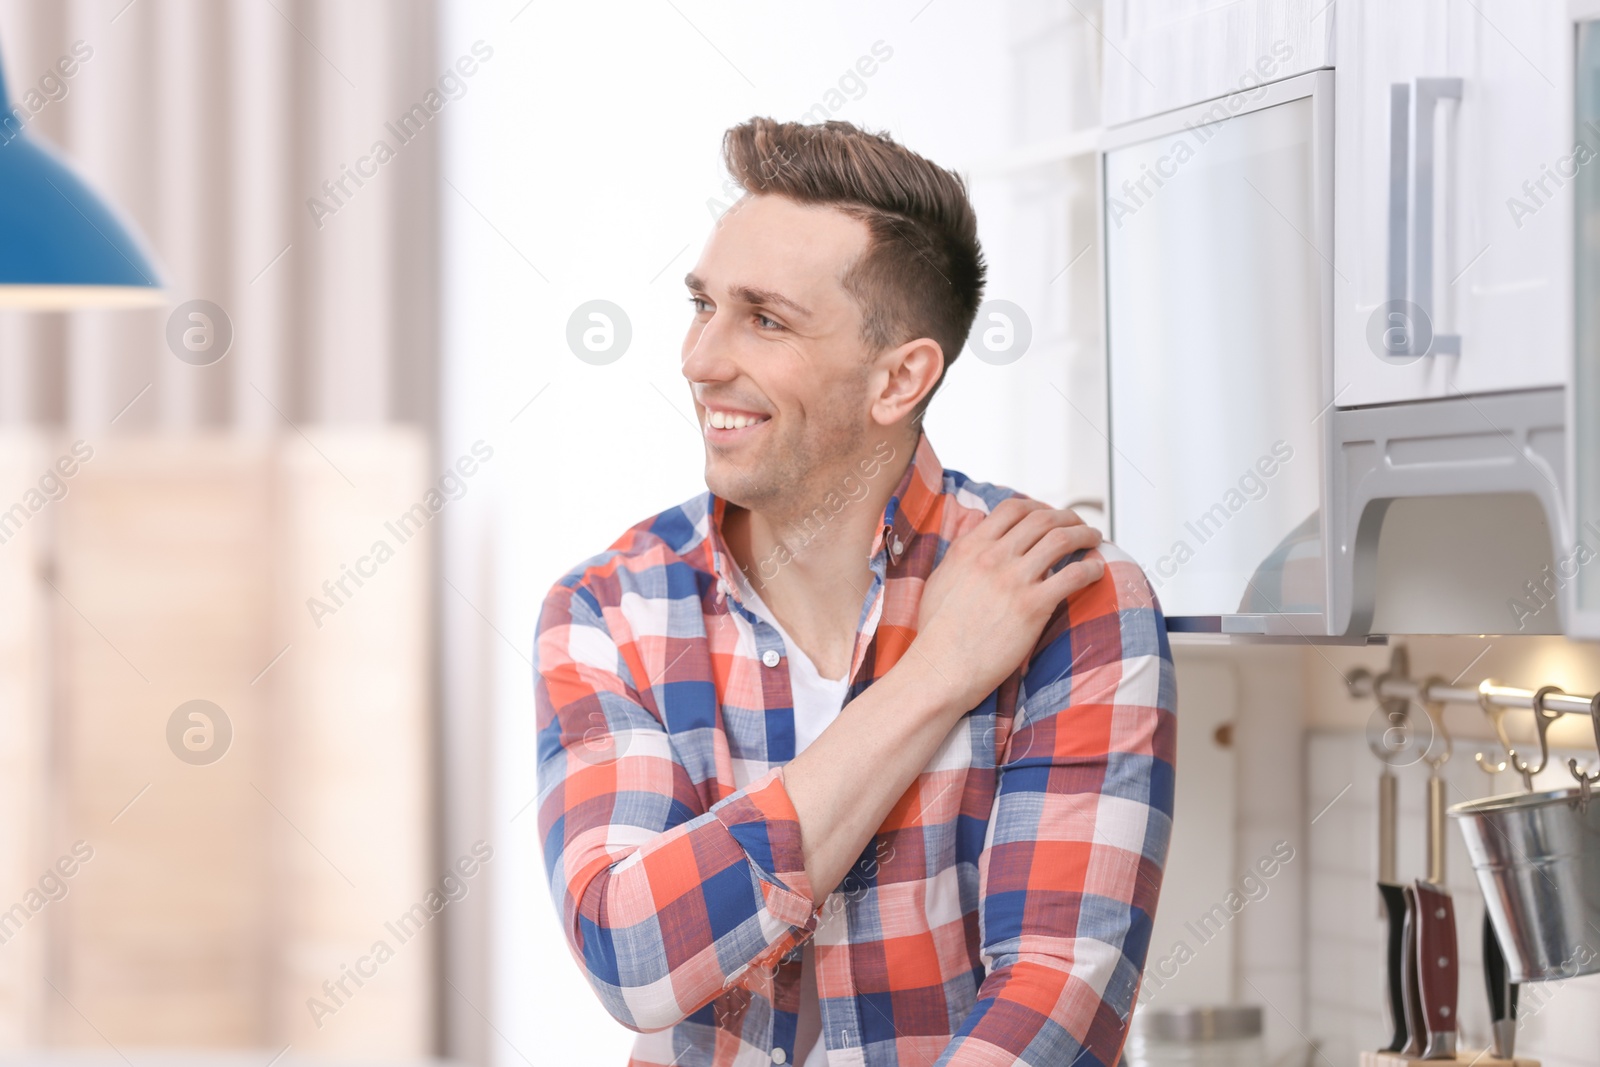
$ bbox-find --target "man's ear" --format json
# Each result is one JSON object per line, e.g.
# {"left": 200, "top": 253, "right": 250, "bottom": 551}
{"left": 869, "top": 338, "right": 943, "bottom": 427}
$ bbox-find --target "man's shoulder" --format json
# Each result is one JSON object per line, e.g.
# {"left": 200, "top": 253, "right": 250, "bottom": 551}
{"left": 541, "top": 491, "right": 716, "bottom": 623}
{"left": 941, "top": 467, "right": 1161, "bottom": 617}
{"left": 936, "top": 466, "right": 1026, "bottom": 532}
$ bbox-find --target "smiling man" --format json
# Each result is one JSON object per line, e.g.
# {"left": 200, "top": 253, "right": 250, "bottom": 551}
{"left": 534, "top": 117, "right": 1176, "bottom": 1067}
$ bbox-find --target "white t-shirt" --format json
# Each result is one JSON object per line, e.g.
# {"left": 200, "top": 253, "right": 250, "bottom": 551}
{"left": 732, "top": 569, "right": 848, "bottom": 1067}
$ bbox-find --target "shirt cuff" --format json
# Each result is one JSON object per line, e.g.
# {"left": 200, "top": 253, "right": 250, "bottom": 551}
{"left": 709, "top": 766, "right": 820, "bottom": 929}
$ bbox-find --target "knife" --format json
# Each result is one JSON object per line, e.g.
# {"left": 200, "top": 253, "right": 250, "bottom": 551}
{"left": 1400, "top": 884, "right": 1426, "bottom": 1058}
{"left": 1483, "top": 911, "right": 1518, "bottom": 1059}
{"left": 1378, "top": 882, "right": 1410, "bottom": 1052}
{"left": 1414, "top": 880, "right": 1459, "bottom": 1059}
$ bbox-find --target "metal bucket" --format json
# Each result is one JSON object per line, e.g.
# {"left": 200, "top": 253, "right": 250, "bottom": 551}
{"left": 1450, "top": 787, "right": 1600, "bottom": 982}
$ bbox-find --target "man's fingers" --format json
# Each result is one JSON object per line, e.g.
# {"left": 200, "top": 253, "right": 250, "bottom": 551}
{"left": 1021, "top": 524, "right": 1102, "bottom": 580}
{"left": 966, "top": 496, "right": 1050, "bottom": 544}
{"left": 1040, "top": 556, "right": 1106, "bottom": 602}
{"left": 1006, "top": 508, "right": 1099, "bottom": 558}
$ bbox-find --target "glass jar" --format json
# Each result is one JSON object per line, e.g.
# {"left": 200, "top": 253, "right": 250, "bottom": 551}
{"left": 1123, "top": 1005, "right": 1265, "bottom": 1067}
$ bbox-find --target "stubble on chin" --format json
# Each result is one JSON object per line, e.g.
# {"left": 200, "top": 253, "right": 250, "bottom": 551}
{"left": 706, "top": 404, "right": 870, "bottom": 522}
{"left": 705, "top": 449, "right": 778, "bottom": 513}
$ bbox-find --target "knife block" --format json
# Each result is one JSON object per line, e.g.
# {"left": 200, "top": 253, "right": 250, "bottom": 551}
{"left": 1360, "top": 1052, "right": 1538, "bottom": 1067}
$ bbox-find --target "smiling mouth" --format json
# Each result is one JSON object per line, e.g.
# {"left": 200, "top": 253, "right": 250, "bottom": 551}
{"left": 702, "top": 408, "right": 772, "bottom": 440}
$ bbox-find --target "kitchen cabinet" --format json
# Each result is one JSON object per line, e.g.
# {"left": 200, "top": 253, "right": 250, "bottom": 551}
{"left": 0, "top": 433, "right": 437, "bottom": 1052}
{"left": 1102, "top": 72, "right": 1333, "bottom": 633}
{"left": 1573, "top": 11, "right": 1600, "bottom": 639}
{"left": 1100, "top": 0, "right": 1333, "bottom": 127}
{"left": 1096, "top": 5, "right": 1598, "bottom": 638}
{"left": 1333, "top": 0, "right": 1572, "bottom": 407}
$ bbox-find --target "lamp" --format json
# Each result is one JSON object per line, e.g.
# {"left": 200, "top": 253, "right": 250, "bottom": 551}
{"left": 0, "top": 46, "right": 163, "bottom": 309}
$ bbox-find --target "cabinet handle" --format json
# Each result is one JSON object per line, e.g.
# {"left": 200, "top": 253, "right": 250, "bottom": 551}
{"left": 1412, "top": 77, "right": 1462, "bottom": 356}
{"left": 1384, "top": 77, "right": 1463, "bottom": 358}
{"left": 1386, "top": 83, "right": 1409, "bottom": 329}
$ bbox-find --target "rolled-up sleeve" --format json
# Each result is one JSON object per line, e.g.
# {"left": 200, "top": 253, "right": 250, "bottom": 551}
{"left": 534, "top": 578, "right": 822, "bottom": 1032}
{"left": 936, "top": 544, "right": 1177, "bottom": 1067}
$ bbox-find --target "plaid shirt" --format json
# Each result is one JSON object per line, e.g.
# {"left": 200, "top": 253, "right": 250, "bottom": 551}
{"left": 534, "top": 431, "right": 1177, "bottom": 1067}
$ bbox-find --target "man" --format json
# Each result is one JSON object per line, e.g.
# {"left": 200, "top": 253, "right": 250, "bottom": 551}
{"left": 535, "top": 116, "right": 1176, "bottom": 1067}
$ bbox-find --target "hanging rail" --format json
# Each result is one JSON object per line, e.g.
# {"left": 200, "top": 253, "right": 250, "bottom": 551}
{"left": 1346, "top": 673, "right": 1598, "bottom": 718}
{"left": 1347, "top": 645, "right": 1600, "bottom": 796}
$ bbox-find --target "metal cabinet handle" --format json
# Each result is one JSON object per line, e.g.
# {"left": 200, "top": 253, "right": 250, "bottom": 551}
{"left": 1412, "top": 77, "right": 1463, "bottom": 356}
{"left": 1385, "top": 77, "right": 1463, "bottom": 358}
{"left": 1387, "top": 83, "right": 1410, "bottom": 328}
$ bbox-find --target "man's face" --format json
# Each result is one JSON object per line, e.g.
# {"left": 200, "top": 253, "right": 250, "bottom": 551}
{"left": 682, "top": 193, "right": 882, "bottom": 513}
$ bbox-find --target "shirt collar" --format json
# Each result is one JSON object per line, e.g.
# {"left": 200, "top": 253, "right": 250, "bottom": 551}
{"left": 703, "top": 429, "right": 946, "bottom": 602}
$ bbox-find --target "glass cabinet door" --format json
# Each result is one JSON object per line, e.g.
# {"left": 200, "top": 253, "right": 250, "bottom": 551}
{"left": 1104, "top": 90, "right": 1327, "bottom": 623}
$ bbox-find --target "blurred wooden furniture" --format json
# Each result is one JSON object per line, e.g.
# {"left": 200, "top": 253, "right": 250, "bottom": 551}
{"left": 0, "top": 430, "right": 434, "bottom": 1055}
{"left": 0, "top": 436, "right": 48, "bottom": 1044}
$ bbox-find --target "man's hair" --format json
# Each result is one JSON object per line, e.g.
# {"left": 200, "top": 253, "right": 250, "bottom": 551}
{"left": 721, "top": 116, "right": 987, "bottom": 419}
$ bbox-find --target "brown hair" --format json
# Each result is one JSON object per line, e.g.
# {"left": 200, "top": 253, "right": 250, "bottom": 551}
{"left": 721, "top": 116, "right": 987, "bottom": 418}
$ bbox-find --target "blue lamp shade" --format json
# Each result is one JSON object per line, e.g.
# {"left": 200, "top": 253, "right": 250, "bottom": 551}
{"left": 0, "top": 50, "right": 163, "bottom": 309}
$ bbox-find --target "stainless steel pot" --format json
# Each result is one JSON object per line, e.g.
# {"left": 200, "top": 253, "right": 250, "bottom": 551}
{"left": 1450, "top": 787, "right": 1600, "bottom": 982}
{"left": 1124, "top": 1005, "right": 1264, "bottom": 1067}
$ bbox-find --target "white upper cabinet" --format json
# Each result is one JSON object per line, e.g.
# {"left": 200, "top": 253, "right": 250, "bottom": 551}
{"left": 1572, "top": 12, "right": 1600, "bottom": 639}
{"left": 1092, "top": 1, "right": 1594, "bottom": 637}
{"left": 1333, "top": 0, "right": 1573, "bottom": 407}
{"left": 1101, "top": 0, "right": 1333, "bottom": 126}
{"left": 1102, "top": 74, "right": 1334, "bottom": 631}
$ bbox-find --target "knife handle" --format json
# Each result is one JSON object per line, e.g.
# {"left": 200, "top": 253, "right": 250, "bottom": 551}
{"left": 1379, "top": 883, "right": 1410, "bottom": 1053}
{"left": 1401, "top": 885, "right": 1425, "bottom": 1058}
{"left": 1483, "top": 912, "right": 1517, "bottom": 1059}
{"left": 1414, "top": 880, "right": 1459, "bottom": 1058}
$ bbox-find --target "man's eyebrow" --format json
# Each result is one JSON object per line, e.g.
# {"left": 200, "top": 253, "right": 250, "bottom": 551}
{"left": 683, "top": 273, "right": 812, "bottom": 319}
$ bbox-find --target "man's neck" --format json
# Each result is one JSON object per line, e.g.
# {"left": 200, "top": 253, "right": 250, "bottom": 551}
{"left": 722, "top": 433, "right": 916, "bottom": 680}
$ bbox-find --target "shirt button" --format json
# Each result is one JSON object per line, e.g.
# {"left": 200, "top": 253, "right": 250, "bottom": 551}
{"left": 762, "top": 649, "right": 781, "bottom": 668}
{"left": 891, "top": 536, "right": 903, "bottom": 556}
{"left": 771, "top": 1050, "right": 787, "bottom": 1064}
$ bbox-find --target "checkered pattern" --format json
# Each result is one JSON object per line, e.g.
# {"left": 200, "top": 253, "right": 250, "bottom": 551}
{"left": 534, "top": 431, "right": 1177, "bottom": 1067}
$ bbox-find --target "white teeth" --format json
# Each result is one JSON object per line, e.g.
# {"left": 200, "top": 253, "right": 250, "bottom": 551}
{"left": 706, "top": 409, "right": 766, "bottom": 431}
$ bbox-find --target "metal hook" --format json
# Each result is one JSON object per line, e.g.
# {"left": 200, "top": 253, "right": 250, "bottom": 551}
{"left": 1417, "top": 675, "right": 1453, "bottom": 886}
{"left": 1474, "top": 678, "right": 1521, "bottom": 785}
{"left": 1367, "top": 668, "right": 1416, "bottom": 768}
{"left": 1364, "top": 646, "right": 1420, "bottom": 764}
{"left": 1510, "top": 685, "right": 1565, "bottom": 788}
{"left": 1418, "top": 674, "right": 1452, "bottom": 769}
{"left": 1569, "top": 691, "right": 1600, "bottom": 805}
{"left": 1364, "top": 660, "right": 1410, "bottom": 890}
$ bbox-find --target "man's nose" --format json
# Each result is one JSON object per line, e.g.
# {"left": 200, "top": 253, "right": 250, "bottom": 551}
{"left": 681, "top": 312, "right": 734, "bottom": 383}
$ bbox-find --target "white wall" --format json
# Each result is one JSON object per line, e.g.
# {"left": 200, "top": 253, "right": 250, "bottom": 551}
{"left": 1166, "top": 643, "right": 1309, "bottom": 1064}
{"left": 436, "top": 3, "right": 1099, "bottom": 1063}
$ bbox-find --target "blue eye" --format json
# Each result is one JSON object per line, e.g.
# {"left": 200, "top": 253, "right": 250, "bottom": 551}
{"left": 754, "top": 313, "right": 782, "bottom": 330}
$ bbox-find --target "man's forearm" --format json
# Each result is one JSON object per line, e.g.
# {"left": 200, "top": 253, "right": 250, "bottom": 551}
{"left": 781, "top": 654, "right": 965, "bottom": 899}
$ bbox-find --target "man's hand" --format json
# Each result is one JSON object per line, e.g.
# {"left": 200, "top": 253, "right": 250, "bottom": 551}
{"left": 908, "top": 497, "right": 1104, "bottom": 715}
{"left": 780, "top": 500, "right": 1103, "bottom": 901}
